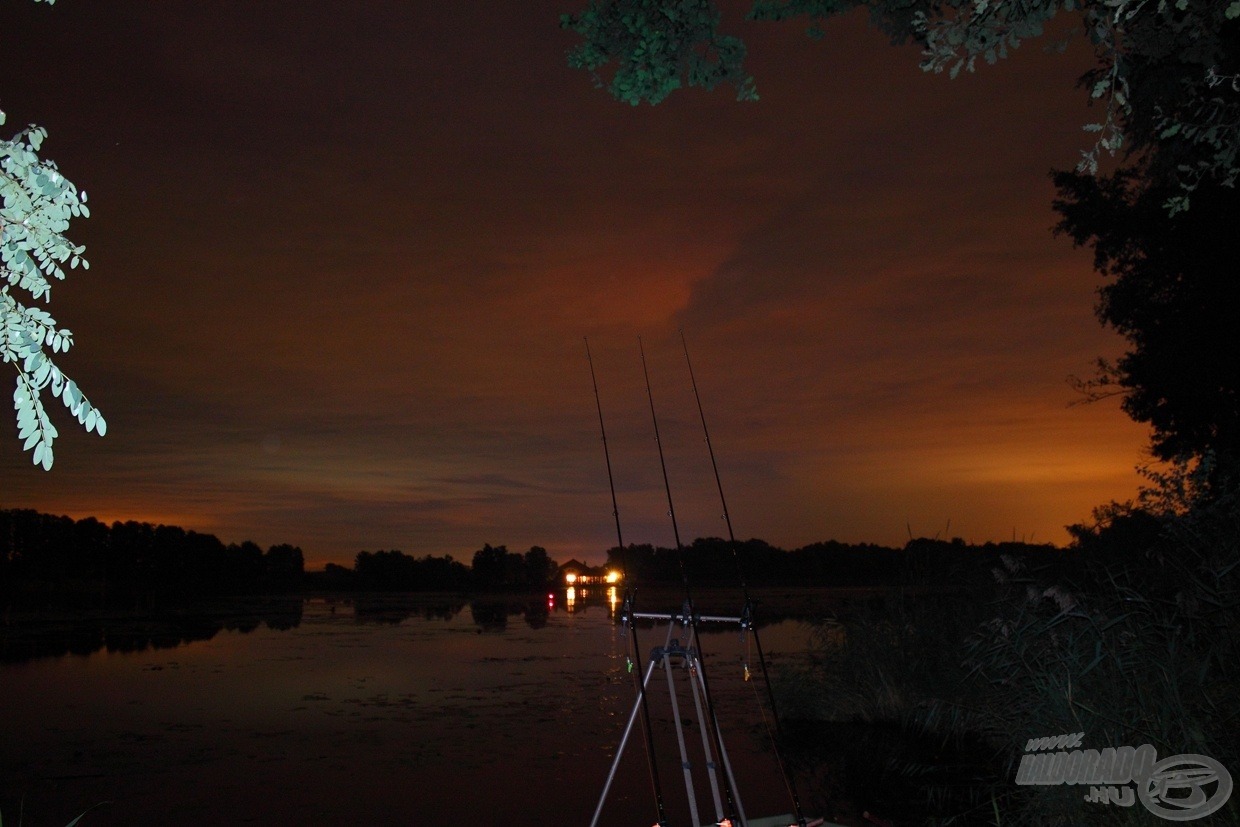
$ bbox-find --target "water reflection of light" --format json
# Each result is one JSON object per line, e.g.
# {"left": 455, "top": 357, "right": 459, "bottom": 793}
{"left": 565, "top": 586, "right": 576, "bottom": 612}
{"left": 607, "top": 586, "right": 617, "bottom": 614}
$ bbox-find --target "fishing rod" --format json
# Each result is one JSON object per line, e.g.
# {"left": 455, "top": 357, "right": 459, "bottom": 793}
{"left": 680, "top": 329, "right": 809, "bottom": 827}
{"left": 639, "top": 336, "right": 743, "bottom": 826}
{"left": 585, "top": 337, "right": 668, "bottom": 827}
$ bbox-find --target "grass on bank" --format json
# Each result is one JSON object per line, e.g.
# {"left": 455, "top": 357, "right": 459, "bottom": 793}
{"left": 0, "top": 801, "right": 107, "bottom": 827}
{"left": 775, "top": 476, "right": 1239, "bottom": 826}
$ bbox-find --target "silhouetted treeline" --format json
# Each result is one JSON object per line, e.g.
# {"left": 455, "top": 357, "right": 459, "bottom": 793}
{"left": 311, "top": 544, "right": 560, "bottom": 592}
{"left": 0, "top": 509, "right": 304, "bottom": 603}
{"left": 471, "top": 544, "right": 559, "bottom": 591}
{"left": 1, "top": 509, "right": 562, "bottom": 598}
{"left": 606, "top": 536, "right": 1066, "bottom": 588}
{"left": 3, "top": 507, "right": 1071, "bottom": 601}
{"left": 315, "top": 550, "right": 471, "bottom": 591}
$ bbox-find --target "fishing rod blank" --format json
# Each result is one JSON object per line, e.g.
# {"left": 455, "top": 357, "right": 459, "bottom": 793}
{"left": 680, "top": 329, "right": 810, "bottom": 827}
{"left": 585, "top": 337, "right": 667, "bottom": 827}
{"left": 639, "top": 336, "right": 743, "bottom": 826}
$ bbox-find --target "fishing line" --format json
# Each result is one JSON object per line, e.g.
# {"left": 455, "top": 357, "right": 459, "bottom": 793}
{"left": 639, "top": 336, "right": 741, "bottom": 825}
{"left": 585, "top": 337, "right": 668, "bottom": 827}
{"left": 681, "top": 328, "right": 810, "bottom": 827}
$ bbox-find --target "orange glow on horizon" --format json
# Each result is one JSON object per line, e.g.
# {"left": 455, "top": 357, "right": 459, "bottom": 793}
{"left": 23, "top": 506, "right": 221, "bottom": 533}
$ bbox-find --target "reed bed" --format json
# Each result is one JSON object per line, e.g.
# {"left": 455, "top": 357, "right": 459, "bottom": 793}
{"left": 775, "top": 480, "right": 1240, "bottom": 826}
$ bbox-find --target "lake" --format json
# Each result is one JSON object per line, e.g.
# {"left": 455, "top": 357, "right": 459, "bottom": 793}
{"left": 0, "top": 589, "right": 834, "bottom": 826}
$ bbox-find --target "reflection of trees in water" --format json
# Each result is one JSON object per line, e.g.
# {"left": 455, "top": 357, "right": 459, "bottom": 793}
{"left": 0, "top": 597, "right": 304, "bottom": 663}
{"left": 353, "top": 597, "right": 466, "bottom": 624}
{"left": 470, "top": 601, "right": 510, "bottom": 632}
{"left": 351, "top": 596, "right": 549, "bottom": 630}
{"left": 468, "top": 599, "right": 552, "bottom": 632}
{"left": 420, "top": 602, "right": 462, "bottom": 622}
{"left": 524, "top": 597, "right": 549, "bottom": 630}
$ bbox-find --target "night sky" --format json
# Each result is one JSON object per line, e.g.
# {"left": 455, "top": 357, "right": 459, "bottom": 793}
{"left": 0, "top": 1, "right": 1149, "bottom": 569}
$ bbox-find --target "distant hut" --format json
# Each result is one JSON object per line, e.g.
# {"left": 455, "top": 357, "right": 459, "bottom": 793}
{"left": 556, "top": 559, "right": 621, "bottom": 587}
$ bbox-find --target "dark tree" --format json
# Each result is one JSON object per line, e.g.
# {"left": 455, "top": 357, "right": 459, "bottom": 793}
{"left": 348, "top": 550, "right": 469, "bottom": 591}
{"left": 322, "top": 562, "right": 356, "bottom": 589}
{"left": 562, "top": 0, "right": 1240, "bottom": 203}
{"left": 264, "top": 544, "right": 305, "bottom": 591}
{"left": 416, "top": 554, "right": 470, "bottom": 590}
{"left": 225, "top": 541, "right": 265, "bottom": 589}
{"left": 523, "top": 545, "right": 558, "bottom": 589}
{"left": 0, "top": 509, "right": 309, "bottom": 601}
{"left": 470, "top": 543, "right": 510, "bottom": 590}
{"left": 354, "top": 549, "right": 418, "bottom": 589}
{"left": 1053, "top": 170, "right": 1240, "bottom": 486}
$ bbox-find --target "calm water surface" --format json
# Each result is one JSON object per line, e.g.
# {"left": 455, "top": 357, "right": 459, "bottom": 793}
{"left": 1, "top": 593, "right": 822, "bottom": 826}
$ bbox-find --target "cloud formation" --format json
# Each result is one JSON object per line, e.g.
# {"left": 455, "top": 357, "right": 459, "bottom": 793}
{"left": 0, "top": 2, "right": 1147, "bottom": 566}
